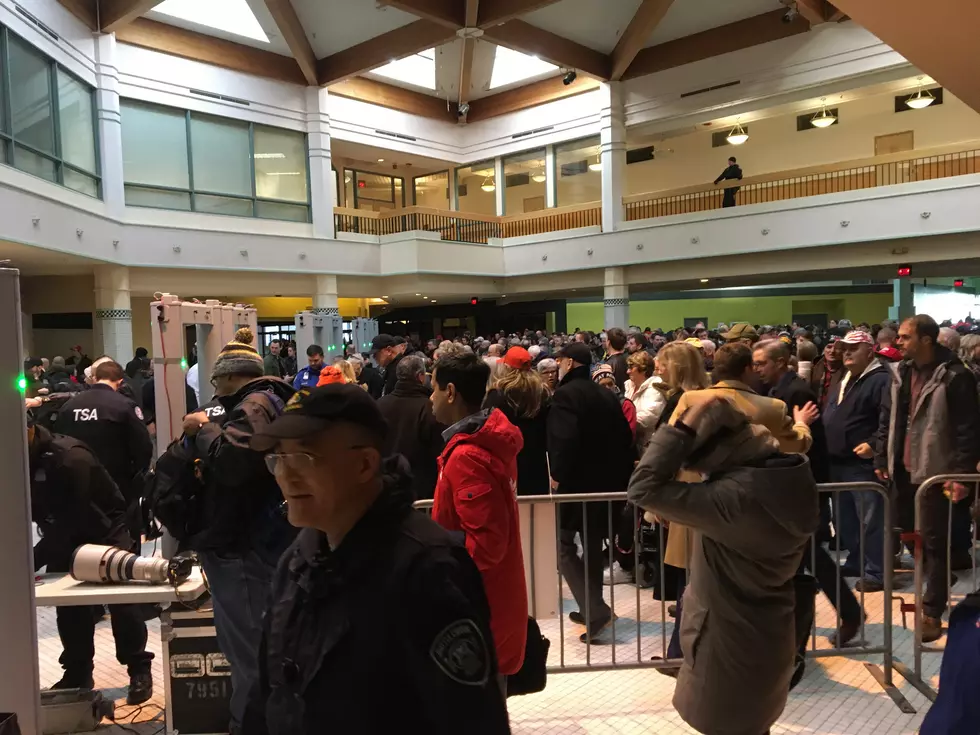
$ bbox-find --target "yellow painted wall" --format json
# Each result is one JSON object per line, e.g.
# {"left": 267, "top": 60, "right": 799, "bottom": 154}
{"left": 220, "top": 297, "right": 368, "bottom": 319}
{"left": 566, "top": 292, "right": 893, "bottom": 332}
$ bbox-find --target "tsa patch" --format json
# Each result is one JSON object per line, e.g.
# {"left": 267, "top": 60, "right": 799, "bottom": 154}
{"left": 134, "top": 406, "right": 144, "bottom": 421}
{"left": 429, "top": 619, "right": 490, "bottom": 686}
{"left": 285, "top": 390, "right": 309, "bottom": 411}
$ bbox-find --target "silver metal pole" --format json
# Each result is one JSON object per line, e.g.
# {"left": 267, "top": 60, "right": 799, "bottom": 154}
{"left": 0, "top": 269, "right": 41, "bottom": 734}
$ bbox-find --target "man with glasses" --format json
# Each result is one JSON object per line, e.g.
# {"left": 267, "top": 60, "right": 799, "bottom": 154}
{"left": 245, "top": 384, "right": 510, "bottom": 734}
{"left": 179, "top": 327, "right": 296, "bottom": 735}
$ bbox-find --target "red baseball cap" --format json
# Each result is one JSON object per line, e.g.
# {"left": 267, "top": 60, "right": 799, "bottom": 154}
{"left": 503, "top": 346, "right": 532, "bottom": 370}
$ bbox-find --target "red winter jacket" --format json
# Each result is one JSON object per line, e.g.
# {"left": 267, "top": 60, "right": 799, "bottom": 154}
{"left": 432, "top": 408, "right": 528, "bottom": 675}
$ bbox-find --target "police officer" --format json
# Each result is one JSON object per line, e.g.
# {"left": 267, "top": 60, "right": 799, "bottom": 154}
{"left": 28, "top": 422, "right": 154, "bottom": 703}
{"left": 246, "top": 384, "right": 510, "bottom": 734}
{"left": 55, "top": 358, "right": 153, "bottom": 536}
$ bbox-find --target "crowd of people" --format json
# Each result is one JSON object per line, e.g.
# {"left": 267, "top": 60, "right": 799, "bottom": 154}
{"left": 20, "top": 311, "right": 980, "bottom": 734}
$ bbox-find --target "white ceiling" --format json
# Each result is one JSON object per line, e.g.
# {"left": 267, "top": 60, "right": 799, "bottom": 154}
{"left": 647, "top": 0, "right": 784, "bottom": 47}
{"left": 331, "top": 140, "right": 453, "bottom": 176}
{"left": 0, "top": 241, "right": 100, "bottom": 276}
{"left": 292, "top": 0, "right": 420, "bottom": 59}
{"left": 522, "top": 0, "right": 643, "bottom": 54}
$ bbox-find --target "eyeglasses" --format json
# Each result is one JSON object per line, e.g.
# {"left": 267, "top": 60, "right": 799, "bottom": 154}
{"left": 209, "top": 377, "right": 218, "bottom": 388}
{"left": 264, "top": 452, "right": 316, "bottom": 474}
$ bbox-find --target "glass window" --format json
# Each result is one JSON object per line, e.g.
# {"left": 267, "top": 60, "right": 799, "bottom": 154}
{"left": 455, "top": 160, "right": 496, "bottom": 216}
{"left": 125, "top": 185, "right": 191, "bottom": 211}
{"left": 348, "top": 170, "right": 403, "bottom": 211}
{"left": 254, "top": 124, "right": 308, "bottom": 203}
{"left": 57, "top": 68, "right": 96, "bottom": 173}
{"left": 8, "top": 35, "right": 54, "bottom": 155}
{"left": 256, "top": 200, "right": 309, "bottom": 222}
{"left": 556, "top": 136, "right": 602, "bottom": 206}
{"left": 14, "top": 146, "right": 56, "bottom": 182}
{"left": 194, "top": 194, "right": 253, "bottom": 217}
{"left": 190, "top": 113, "right": 250, "bottom": 196}
{"left": 64, "top": 168, "right": 98, "bottom": 197}
{"left": 413, "top": 171, "right": 448, "bottom": 209}
{"left": 121, "top": 101, "right": 189, "bottom": 188}
{"left": 502, "top": 148, "right": 546, "bottom": 215}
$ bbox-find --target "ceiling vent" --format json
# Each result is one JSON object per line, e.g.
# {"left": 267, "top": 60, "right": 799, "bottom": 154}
{"left": 375, "top": 129, "right": 418, "bottom": 142}
{"left": 189, "top": 89, "right": 250, "bottom": 106}
{"left": 512, "top": 126, "right": 555, "bottom": 140}
{"left": 15, "top": 4, "right": 59, "bottom": 41}
{"left": 679, "top": 80, "right": 741, "bottom": 99}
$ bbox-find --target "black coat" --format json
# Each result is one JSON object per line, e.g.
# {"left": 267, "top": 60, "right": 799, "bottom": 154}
{"left": 194, "top": 377, "right": 297, "bottom": 555}
{"left": 714, "top": 163, "right": 743, "bottom": 187}
{"left": 245, "top": 459, "right": 510, "bottom": 735}
{"left": 54, "top": 383, "right": 153, "bottom": 505}
{"left": 29, "top": 426, "right": 130, "bottom": 570}
{"left": 377, "top": 380, "right": 445, "bottom": 500}
{"left": 359, "top": 364, "right": 385, "bottom": 399}
{"left": 605, "top": 352, "right": 628, "bottom": 393}
{"left": 770, "top": 371, "right": 830, "bottom": 483}
{"left": 547, "top": 365, "right": 634, "bottom": 494}
{"left": 484, "top": 388, "right": 551, "bottom": 495}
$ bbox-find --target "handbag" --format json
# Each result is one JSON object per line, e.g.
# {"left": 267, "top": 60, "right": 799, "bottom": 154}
{"left": 506, "top": 617, "right": 550, "bottom": 696}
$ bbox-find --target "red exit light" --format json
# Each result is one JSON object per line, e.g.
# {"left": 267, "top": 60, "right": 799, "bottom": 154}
{"left": 357, "top": 180, "right": 366, "bottom": 188}
{"left": 897, "top": 266, "right": 911, "bottom": 277}
{"left": 954, "top": 279, "right": 965, "bottom": 287}
{"left": 470, "top": 297, "right": 479, "bottom": 305}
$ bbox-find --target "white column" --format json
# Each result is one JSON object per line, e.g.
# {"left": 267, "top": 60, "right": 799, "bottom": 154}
{"left": 0, "top": 269, "right": 41, "bottom": 735}
{"left": 545, "top": 144, "right": 557, "bottom": 208}
{"left": 95, "top": 265, "right": 132, "bottom": 361}
{"left": 313, "top": 274, "right": 339, "bottom": 316}
{"left": 889, "top": 278, "right": 914, "bottom": 322}
{"left": 599, "top": 82, "right": 627, "bottom": 232}
{"left": 604, "top": 267, "right": 629, "bottom": 329}
{"left": 494, "top": 156, "right": 505, "bottom": 216}
{"left": 94, "top": 33, "right": 125, "bottom": 219}
{"left": 448, "top": 166, "right": 459, "bottom": 211}
{"left": 306, "top": 87, "right": 335, "bottom": 239}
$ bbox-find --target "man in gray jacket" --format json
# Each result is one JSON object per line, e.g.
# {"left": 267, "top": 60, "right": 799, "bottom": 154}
{"left": 628, "top": 394, "right": 818, "bottom": 735}
{"left": 875, "top": 314, "right": 980, "bottom": 642}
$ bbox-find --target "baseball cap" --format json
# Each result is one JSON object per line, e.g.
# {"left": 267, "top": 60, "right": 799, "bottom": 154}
{"left": 391, "top": 336, "right": 407, "bottom": 346}
{"left": 370, "top": 334, "right": 396, "bottom": 353}
{"left": 503, "top": 346, "right": 532, "bottom": 370}
{"left": 684, "top": 337, "right": 705, "bottom": 350}
{"left": 720, "top": 323, "right": 758, "bottom": 342}
{"left": 876, "top": 346, "right": 903, "bottom": 361}
{"left": 251, "top": 384, "right": 387, "bottom": 452}
{"left": 838, "top": 319, "right": 853, "bottom": 330}
{"left": 556, "top": 342, "right": 593, "bottom": 366}
{"left": 841, "top": 330, "right": 874, "bottom": 345}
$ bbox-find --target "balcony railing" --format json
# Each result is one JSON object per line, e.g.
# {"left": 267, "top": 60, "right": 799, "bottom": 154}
{"left": 624, "top": 141, "right": 980, "bottom": 222}
{"left": 500, "top": 202, "right": 602, "bottom": 238}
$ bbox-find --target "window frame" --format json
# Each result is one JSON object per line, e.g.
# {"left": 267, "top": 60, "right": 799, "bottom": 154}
{"left": 121, "top": 100, "right": 311, "bottom": 222}
{"left": 411, "top": 169, "right": 449, "bottom": 206}
{"left": 554, "top": 135, "right": 601, "bottom": 207}
{"left": 0, "top": 27, "right": 101, "bottom": 198}
{"left": 344, "top": 167, "right": 406, "bottom": 210}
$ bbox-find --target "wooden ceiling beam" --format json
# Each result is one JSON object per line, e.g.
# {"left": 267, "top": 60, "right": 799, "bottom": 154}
{"left": 623, "top": 9, "right": 810, "bottom": 80}
{"left": 56, "top": 0, "right": 98, "bottom": 30}
{"left": 464, "top": 0, "right": 480, "bottom": 27}
{"left": 328, "top": 77, "right": 457, "bottom": 122}
{"left": 466, "top": 73, "right": 600, "bottom": 122}
{"left": 610, "top": 0, "right": 675, "bottom": 81}
{"left": 99, "top": 0, "right": 165, "bottom": 32}
{"left": 262, "top": 0, "right": 317, "bottom": 85}
{"left": 377, "top": 0, "right": 465, "bottom": 29}
{"left": 317, "top": 20, "right": 456, "bottom": 86}
{"left": 481, "top": 19, "right": 610, "bottom": 79}
{"left": 477, "top": 0, "right": 564, "bottom": 27}
{"left": 114, "top": 18, "right": 308, "bottom": 85}
{"left": 795, "top": 0, "right": 843, "bottom": 25}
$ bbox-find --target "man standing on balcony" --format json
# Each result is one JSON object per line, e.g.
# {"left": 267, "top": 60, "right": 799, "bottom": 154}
{"left": 714, "top": 156, "right": 743, "bottom": 208}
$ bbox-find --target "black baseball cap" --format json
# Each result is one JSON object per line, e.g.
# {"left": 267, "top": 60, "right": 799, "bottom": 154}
{"left": 251, "top": 384, "right": 387, "bottom": 452}
{"left": 391, "top": 336, "right": 407, "bottom": 346}
{"left": 370, "top": 334, "right": 396, "bottom": 353}
{"left": 556, "top": 342, "right": 593, "bottom": 365}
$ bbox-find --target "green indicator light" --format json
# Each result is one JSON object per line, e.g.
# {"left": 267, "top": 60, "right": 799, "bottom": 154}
{"left": 17, "top": 374, "right": 27, "bottom": 393}
{"left": 180, "top": 358, "right": 188, "bottom": 370}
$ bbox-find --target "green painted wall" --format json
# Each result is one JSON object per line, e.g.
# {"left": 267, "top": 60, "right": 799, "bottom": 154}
{"left": 566, "top": 292, "right": 893, "bottom": 332}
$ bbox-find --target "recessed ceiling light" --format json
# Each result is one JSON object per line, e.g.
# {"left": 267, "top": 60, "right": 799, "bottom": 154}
{"left": 430, "top": 299, "right": 437, "bottom": 303}
{"left": 377, "top": 158, "right": 385, "bottom": 163}
{"left": 415, "top": 293, "right": 421, "bottom": 296}
{"left": 700, "top": 278, "right": 710, "bottom": 283}
{"left": 382, "top": 295, "right": 388, "bottom": 298}
{"left": 501, "top": 294, "right": 507, "bottom": 297}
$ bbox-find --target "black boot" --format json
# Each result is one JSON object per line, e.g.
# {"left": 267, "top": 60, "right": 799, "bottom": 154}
{"left": 51, "top": 672, "right": 95, "bottom": 690}
{"left": 127, "top": 672, "right": 153, "bottom": 705}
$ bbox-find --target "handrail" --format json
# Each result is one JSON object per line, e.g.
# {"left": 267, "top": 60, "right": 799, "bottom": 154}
{"left": 623, "top": 139, "right": 980, "bottom": 205}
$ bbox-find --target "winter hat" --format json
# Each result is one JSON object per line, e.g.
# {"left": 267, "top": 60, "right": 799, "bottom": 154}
{"left": 211, "top": 327, "right": 264, "bottom": 380}
{"left": 591, "top": 363, "right": 614, "bottom": 382}
{"left": 316, "top": 365, "right": 347, "bottom": 386}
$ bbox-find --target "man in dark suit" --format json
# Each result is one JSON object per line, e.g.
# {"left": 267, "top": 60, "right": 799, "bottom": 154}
{"left": 714, "top": 156, "right": 743, "bottom": 208}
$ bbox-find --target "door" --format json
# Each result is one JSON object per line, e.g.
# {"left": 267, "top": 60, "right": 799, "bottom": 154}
{"left": 792, "top": 313, "right": 828, "bottom": 329}
{"left": 875, "top": 131, "right": 914, "bottom": 156}
{"left": 684, "top": 317, "right": 708, "bottom": 330}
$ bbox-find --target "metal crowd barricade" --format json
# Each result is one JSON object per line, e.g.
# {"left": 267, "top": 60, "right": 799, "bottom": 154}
{"left": 415, "top": 482, "right": 911, "bottom": 710}
{"left": 893, "top": 473, "right": 980, "bottom": 702}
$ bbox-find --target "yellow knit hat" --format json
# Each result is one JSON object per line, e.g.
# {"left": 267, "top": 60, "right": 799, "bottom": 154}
{"left": 211, "top": 327, "right": 264, "bottom": 379}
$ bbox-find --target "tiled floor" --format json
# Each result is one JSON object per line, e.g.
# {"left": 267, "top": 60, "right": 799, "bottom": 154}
{"left": 35, "top": 543, "right": 977, "bottom": 734}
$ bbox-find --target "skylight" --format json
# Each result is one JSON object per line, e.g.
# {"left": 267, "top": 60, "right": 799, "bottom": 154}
{"left": 489, "top": 46, "right": 558, "bottom": 89}
{"left": 154, "top": 0, "right": 269, "bottom": 43}
{"left": 371, "top": 49, "right": 436, "bottom": 90}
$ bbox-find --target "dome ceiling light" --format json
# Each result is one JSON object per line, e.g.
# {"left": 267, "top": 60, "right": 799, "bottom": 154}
{"left": 726, "top": 120, "right": 748, "bottom": 145}
{"left": 810, "top": 98, "right": 837, "bottom": 128}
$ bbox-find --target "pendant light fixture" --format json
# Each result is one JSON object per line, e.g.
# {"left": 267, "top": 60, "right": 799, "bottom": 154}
{"left": 531, "top": 170, "right": 546, "bottom": 183}
{"left": 725, "top": 119, "right": 748, "bottom": 145}
{"left": 480, "top": 172, "right": 496, "bottom": 192}
{"left": 810, "top": 97, "right": 837, "bottom": 128}
{"left": 588, "top": 146, "right": 602, "bottom": 172}
{"left": 906, "top": 77, "right": 936, "bottom": 110}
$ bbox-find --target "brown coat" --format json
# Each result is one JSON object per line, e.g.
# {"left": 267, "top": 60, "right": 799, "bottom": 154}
{"left": 662, "top": 382, "right": 812, "bottom": 568}
{"left": 629, "top": 425, "right": 818, "bottom": 735}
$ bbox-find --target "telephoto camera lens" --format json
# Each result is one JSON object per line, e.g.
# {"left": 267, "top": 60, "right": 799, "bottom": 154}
{"left": 71, "top": 544, "right": 174, "bottom": 584}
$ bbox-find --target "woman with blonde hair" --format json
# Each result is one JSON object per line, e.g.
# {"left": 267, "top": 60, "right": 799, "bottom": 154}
{"left": 624, "top": 351, "right": 665, "bottom": 452}
{"left": 653, "top": 341, "right": 710, "bottom": 428}
{"left": 484, "top": 347, "right": 551, "bottom": 495}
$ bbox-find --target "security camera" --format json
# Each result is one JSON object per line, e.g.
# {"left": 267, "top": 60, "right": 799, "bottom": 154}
{"left": 782, "top": 3, "right": 799, "bottom": 22}
{"left": 457, "top": 102, "right": 470, "bottom": 117}
{"left": 562, "top": 70, "right": 577, "bottom": 86}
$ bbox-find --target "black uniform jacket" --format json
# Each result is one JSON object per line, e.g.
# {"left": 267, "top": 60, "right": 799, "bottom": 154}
{"left": 30, "top": 426, "right": 130, "bottom": 570}
{"left": 245, "top": 458, "right": 511, "bottom": 735}
{"left": 54, "top": 383, "right": 153, "bottom": 503}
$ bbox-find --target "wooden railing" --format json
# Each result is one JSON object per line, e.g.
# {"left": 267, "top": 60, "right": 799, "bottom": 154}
{"left": 334, "top": 206, "right": 502, "bottom": 243}
{"left": 500, "top": 202, "right": 602, "bottom": 238}
{"left": 624, "top": 141, "right": 980, "bottom": 222}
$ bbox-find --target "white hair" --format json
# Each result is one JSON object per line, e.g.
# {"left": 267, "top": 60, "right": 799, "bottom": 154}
{"left": 528, "top": 345, "right": 542, "bottom": 359}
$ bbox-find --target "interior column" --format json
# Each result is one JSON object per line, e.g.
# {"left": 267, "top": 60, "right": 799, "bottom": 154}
{"left": 306, "top": 87, "right": 336, "bottom": 239}
{"left": 95, "top": 33, "right": 125, "bottom": 219}
{"left": 95, "top": 265, "right": 133, "bottom": 361}
{"left": 313, "top": 274, "right": 339, "bottom": 316}
{"left": 604, "top": 267, "right": 630, "bottom": 329}
{"left": 599, "top": 82, "right": 626, "bottom": 232}
{"left": 889, "top": 277, "right": 914, "bottom": 322}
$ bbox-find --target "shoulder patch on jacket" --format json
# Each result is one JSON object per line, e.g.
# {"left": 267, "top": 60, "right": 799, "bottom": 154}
{"left": 429, "top": 619, "right": 490, "bottom": 686}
